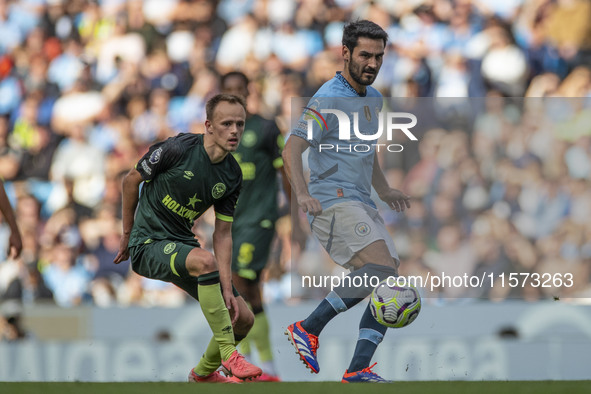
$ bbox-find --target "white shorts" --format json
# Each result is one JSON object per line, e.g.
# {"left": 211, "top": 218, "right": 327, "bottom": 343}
{"left": 310, "top": 201, "right": 399, "bottom": 267}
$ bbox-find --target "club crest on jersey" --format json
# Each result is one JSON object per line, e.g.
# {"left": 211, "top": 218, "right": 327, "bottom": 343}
{"left": 212, "top": 183, "right": 226, "bottom": 199}
{"left": 149, "top": 147, "right": 162, "bottom": 164}
{"left": 163, "top": 242, "right": 176, "bottom": 254}
{"left": 355, "top": 222, "right": 371, "bottom": 237}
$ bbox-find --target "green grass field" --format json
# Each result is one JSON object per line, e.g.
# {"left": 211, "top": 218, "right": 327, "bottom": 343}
{"left": 2, "top": 381, "right": 591, "bottom": 394}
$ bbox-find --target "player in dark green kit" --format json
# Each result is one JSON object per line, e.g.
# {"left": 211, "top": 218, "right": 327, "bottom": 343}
{"left": 221, "top": 72, "right": 287, "bottom": 381}
{"left": 114, "top": 94, "right": 262, "bottom": 383}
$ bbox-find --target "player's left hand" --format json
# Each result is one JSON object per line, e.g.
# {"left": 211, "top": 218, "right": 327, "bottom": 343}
{"left": 223, "top": 291, "right": 239, "bottom": 324}
{"left": 379, "top": 188, "right": 411, "bottom": 212}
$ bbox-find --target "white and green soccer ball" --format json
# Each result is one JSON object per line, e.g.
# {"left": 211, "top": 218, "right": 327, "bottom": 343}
{"left": 370, "top": 279, "right": 421, "bottom": 328}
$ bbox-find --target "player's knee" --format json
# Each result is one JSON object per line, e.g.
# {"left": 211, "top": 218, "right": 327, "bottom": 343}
{"left": 234, "top": 308, "right": 255, "bottom": 333}
{"left": 186, "top": 251, "right": 217, "bottom": 276}
{"left": 244, "top": 308, "right": 255, "bottom": 329}
{"left": 200, "top": 252, "right": 217, "bottom": 273}
{"left": 363, "top": 262, "right": 398, "bottom": 281}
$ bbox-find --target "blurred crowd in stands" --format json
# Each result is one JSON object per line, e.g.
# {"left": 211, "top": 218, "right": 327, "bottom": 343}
{"left": 0, "top": 0, "right": 591, "bottom": 322}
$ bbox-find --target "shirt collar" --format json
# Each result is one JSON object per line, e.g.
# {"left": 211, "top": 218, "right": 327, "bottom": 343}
{"left": 335, "top": 71, "right": 366, "bottom": 97}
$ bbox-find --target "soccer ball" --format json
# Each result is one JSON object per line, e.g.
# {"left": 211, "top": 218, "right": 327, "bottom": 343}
{"left": 369, "top": 279, "right": 421, "bottom": 328}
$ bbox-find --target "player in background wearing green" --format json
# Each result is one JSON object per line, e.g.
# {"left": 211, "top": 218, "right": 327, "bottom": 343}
{"left": 221, "top": 71, "right": 291, "bottom": 382}
{"left": 114, "top": 94, "right": 262, "bottom": 383}
{"left": 0, "top": 178, "right": 22, "bottom": 259}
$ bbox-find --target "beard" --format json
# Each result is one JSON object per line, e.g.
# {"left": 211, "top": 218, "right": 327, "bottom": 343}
{"left": 348, "top": 60, "right": 378, "bottom": 86}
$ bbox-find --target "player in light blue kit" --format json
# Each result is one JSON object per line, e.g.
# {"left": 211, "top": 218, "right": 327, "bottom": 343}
{"left": 283, "top": 20, "right": 411, "bottom": 383}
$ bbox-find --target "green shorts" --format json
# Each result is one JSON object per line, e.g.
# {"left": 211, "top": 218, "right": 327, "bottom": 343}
{"left": 129, "top": 239, "right": 239, "bottom": 300}
{"left": 231, "top": 223, "right": 275, "bottom": 282}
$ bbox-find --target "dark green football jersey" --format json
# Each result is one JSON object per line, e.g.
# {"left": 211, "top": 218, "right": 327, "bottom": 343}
{"left": 129, "top": 133, "right": 242, "bottom": 247}
{"left": 232, "top": 114, "right": 284, "bottom": 228}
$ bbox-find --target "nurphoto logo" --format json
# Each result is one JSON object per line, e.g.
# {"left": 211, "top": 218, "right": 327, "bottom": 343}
{"left": 303, "top": 106, "right": 418, "bottom": 153}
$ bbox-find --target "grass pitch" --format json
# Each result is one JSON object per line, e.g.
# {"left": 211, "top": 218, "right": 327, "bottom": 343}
{"left": 2, "top": 381, "right": 591, "bottom": 394}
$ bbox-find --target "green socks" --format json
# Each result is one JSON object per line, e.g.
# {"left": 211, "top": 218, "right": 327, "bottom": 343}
{"left": 197, "top": 272, "right": 235, "bottom": 361}
{"left": 239, "top": 310, "right": 274, "bottom": 363}
{"left": 251, "top": 311, "right": 274, "bottom": 362}
{"left": 193, "top": 336, "right": 221, "bottom": 376}
{"left": 239, "top": 333, "right": 252, "bottom": 356}
{"left": 194, "top": 334, "right": 247, "bottom": 376}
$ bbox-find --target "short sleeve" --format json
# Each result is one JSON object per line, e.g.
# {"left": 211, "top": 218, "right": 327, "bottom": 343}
{"left": 290, "top": 97, "right": 324, "bottom": 149}
{"left": 213, "top": 183, "right": 241, "bottom": 222}
{"left": 135, "top": 137, "right": 185, "bottom": 181}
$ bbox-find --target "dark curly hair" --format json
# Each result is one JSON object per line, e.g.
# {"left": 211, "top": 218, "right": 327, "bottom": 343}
{"left": 342, "top": 20, "right": 388, "bottom": 52}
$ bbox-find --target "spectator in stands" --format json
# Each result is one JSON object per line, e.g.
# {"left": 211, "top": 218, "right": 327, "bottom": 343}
{"left": 0, "top": 114, "right": 20, "bottom": 181}
{"left": 42, "top": 240, "right": 91, "bottom": 307}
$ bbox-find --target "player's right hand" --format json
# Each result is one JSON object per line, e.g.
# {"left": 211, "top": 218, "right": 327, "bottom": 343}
{"left": 113, "top": 235, "right": 130, "bottom": 264}
{"left": 297, "top": 194, "right": 322, "bottom": 216}
{"left": 223, "top": 291, "right": 239, "bottom": 324}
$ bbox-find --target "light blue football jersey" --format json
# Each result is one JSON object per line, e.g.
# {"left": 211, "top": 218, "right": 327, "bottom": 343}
{"left": 290, "top": 72, "right": 384, "bottom": 213}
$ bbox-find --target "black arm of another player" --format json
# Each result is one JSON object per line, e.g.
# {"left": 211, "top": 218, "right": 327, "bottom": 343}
{"left": 114, "top": 168, "right": 143, "bottom": 264}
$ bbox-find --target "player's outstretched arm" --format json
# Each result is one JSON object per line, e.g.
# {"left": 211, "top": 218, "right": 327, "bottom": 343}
{"left": 371, "top": 155, "right": 411, "bottom": 212}
{"left": 212, "top": 217, "right": 239, "bottom": 324}
{"left": 114, "top": 168, "right": 143, "bottom": 264}
{"left": 0, "top": 179, "right": 22, "bottom": 258}
{"left": 283, "top": 135, "right": 322, "bottom": 216}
